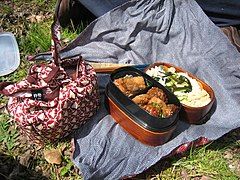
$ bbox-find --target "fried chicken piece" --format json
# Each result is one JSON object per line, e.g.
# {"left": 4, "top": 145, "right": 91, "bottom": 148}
{"left": 162, "top": 104, "right": 178, "bottom": 118}
{"left": 123, "top": 76, "right": 146, "bottom": 92}
{"left": 147, "top": 87, "right": 167, "bottom": 102}
{"left": 114, "top": 76, "right": 146, "bottom": 96}
{"left": 132, "top": 94, "right": 150, "bottom": 106}
{"left": 114, "top": 78, "right": 129, "bottom": 95}
{"left": 148, "top": 97, "right": 167, "bottom": 108}
{"left": 143, "top": 97, "right": 167, "bottom": 117}
{"left": 144, "top": 104, "right": 161, "bottom": 117}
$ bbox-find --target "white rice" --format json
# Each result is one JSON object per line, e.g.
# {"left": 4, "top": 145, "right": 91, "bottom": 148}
{"left": 146, "top": 66, "right": 211, "bottom": 107}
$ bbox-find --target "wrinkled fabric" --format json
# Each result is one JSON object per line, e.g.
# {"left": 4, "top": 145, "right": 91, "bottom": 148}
{"left": 79, "top": 0, "right": 128, "bottom": 17}
{"left": 79, "top": 0, "right": 240, "bottom": 27}
{"left": 57, "top": 0, "right": 240, "bottom": 179}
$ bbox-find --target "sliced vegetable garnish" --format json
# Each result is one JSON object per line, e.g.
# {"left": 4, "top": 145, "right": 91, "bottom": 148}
{"left": 146, "top": 65, "right": 211, "bottom": 107}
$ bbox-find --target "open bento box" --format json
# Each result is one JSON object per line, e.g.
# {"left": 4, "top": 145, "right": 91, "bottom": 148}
{"left": 105, "top": 62, "right": 216, "bottom": 146}
{"left": 105, "top": 66, "right": 182, "bottom": 146}
{"left": 145, "top": 62, "right": 215, "bottom": 125}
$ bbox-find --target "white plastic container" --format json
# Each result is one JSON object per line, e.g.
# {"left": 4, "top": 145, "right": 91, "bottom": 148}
{"left": 0, "top": 32, "right": 20, "bottom": 76}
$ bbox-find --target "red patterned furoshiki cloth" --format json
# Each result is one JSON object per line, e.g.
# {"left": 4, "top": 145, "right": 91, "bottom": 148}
{"left": 1, "top": 60, "right": 99, "bottom": 144}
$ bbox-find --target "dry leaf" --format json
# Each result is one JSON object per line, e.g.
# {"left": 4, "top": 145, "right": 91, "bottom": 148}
{"left": 44, "top": 148, "right": 62, "bottom": 165}
{"left": 26, "top": 14, "right": 45, "bottom": 23}
{"left": 0, "top": 104, "right": 6, "bottom": 113}
{"left": 200, "top": 175, "right": 211, "bottom": 180}
{"left": 181, "top": 170, "right": 190, "bottom": 180}
{"left": 236, "top": 160, "right": 240, "bottom": 176}
{"left": 19, "top": 150, "right": 32, "bottom": 167}
{"left": 27, "top": 15, "right": 37, "bottom": 23}
{"left": 224, "top": 151, "right": 233, "bottom": 159}
{"left": 35, "top": 15, "right": 43, "bottom": 23}
{"left": 60, "top": 144, "right": 67, "bottom": 153}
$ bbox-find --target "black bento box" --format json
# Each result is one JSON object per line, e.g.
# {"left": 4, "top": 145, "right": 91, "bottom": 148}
{"left": 105, "top": 67, "right": 182, "bottom": 146}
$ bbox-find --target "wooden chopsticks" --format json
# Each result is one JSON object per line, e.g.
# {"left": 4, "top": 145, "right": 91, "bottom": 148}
{"left": 89, "top": 63, "right": 149, "bottom": 73}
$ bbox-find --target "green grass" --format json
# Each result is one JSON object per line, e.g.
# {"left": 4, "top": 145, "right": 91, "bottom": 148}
{"left": 136, "top": 140, "right": 239, "bottom": 179}
{"left": 19, "top": 21, "right": 82, "bottom": 55}
{"left": 0, "top": 1, "right": 82, "bottom": 178}
{"left": 0, "top": 17, "right": 83, "bottom": 178}
{"left": 137, "top": 135, "right": 240, "bottom": 179}
{"left": 12, "top": 0, "right": 56, "bottom": 12}
{"left": 0, "top": 113, "right": 19, "bottom": 156}
{"left": 171, "top": 145, "right": 238, "bottom": 179}
{"left": 0, "top": 4, "right": 13, "bottom": 14}
{"left": 20, "top": 22, "right": 52, "bottom": 54}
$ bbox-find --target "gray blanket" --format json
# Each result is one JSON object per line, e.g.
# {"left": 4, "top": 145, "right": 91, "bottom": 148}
{"left": 59, "top": 0, "right": 240, "bottom": 179}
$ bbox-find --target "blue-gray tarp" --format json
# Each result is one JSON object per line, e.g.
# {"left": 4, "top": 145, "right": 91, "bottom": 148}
{"left": 57, "top": 0, "right": 240, "bottom": 179}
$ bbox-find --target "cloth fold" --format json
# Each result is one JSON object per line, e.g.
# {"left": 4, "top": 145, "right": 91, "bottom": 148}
{"left": 57, "top": 0, "right": 240, "bottom": 179}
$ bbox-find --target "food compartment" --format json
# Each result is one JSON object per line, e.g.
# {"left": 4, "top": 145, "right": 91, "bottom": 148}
{"left": 112, "top": 70, "right": 152, "bottom": 98}
{"left": 131, "top": 86, "right": 179, "bottom": 119}
{"left": 145, "top": 62, "right": 215, "bottom": 124}
{"left": 106, "top": 66, "right": 181, "bottom": 146}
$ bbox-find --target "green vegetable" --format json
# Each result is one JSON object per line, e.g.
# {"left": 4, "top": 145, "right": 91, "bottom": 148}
{"left": 151, "top": 102, "right": 165, "bottom": 118}
{"left": 156, "top": 68, "right": 192, "bottom": 93}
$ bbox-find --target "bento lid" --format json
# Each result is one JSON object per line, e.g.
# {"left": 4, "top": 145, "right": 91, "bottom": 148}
{"left": 0, "top": 32, "right": 20, "bottom": 76}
